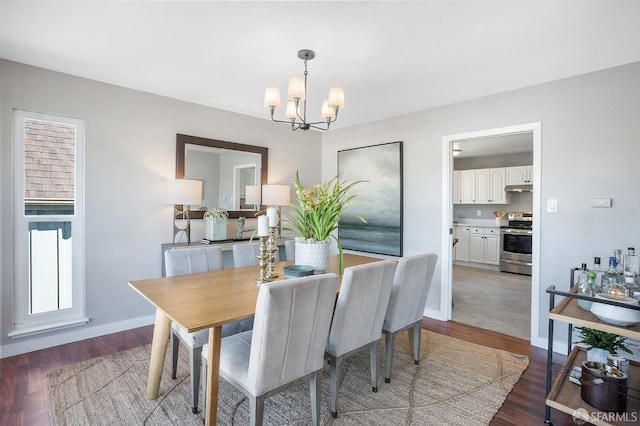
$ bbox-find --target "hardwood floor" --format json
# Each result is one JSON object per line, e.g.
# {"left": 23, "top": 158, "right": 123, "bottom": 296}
{"left": 0, "top": 320, "right": 576, "bottom": 425}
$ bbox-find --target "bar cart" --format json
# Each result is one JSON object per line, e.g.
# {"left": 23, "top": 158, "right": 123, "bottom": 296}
{"left": 545, "top": 283, "right": 640, "bottom": 425}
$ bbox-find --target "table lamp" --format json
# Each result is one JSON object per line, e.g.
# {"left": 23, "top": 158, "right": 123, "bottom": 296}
{"left": 245, "top": 185, "right": 262, "bottom": 207}
{"left": 261, "top": 184, "right": 290, "bottom": 228}
{"left": 165, "top": 178, "right": 203, "bottom": 244}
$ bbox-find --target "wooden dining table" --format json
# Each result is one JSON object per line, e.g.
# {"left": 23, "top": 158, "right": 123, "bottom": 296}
{"left": 128, "top": 253, "right": 381, "bottom": 426}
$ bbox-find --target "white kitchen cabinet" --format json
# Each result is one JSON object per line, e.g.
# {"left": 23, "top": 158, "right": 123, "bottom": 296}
{"left": 453, "top": 167, "right": 509, "bottom": 204}
{"left": 505, "top": 165, "right": 533, "bottom": 185}
{"left": 460, "top": 170, "right": 475, "bottom": 203}
{"left": 475, "top": 168, "right": 509, "bottom": 204}
{"left": 468, "top": 227, "right": 500, "bottom": 265}
{"left": 453, "top": 225, "right": 470, "bottom": 261}
{"left": 484, "top": 230, "right": 500, "bottom": 265}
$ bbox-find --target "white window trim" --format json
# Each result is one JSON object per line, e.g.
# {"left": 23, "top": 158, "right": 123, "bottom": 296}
{"left": 11, "top": 109, "right": 88, "bottom": 338}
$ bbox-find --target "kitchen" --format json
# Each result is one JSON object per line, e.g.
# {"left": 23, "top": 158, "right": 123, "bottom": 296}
{"left": 451, "top": 133, "right": 534, "bottom": 341}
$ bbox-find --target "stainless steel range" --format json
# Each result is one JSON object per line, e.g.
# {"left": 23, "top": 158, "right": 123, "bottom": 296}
{"left": 499, "top": 212, "right": 533, "bottom": 275}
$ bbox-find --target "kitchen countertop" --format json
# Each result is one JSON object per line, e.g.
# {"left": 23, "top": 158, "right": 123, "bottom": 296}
{"left": 453, "top": 219, "right": 502, "bottom": 227}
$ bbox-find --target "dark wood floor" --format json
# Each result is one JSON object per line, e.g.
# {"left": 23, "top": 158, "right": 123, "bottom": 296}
{"left": 0, "top": 319, "right": 576, "bottom": 425}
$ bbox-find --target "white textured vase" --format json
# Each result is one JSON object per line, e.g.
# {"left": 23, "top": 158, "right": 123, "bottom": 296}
{"left": 295, "top": 240, "right": 331, "bottom": 273}
{"left": 587, "top": 348, "right": 611, "bottom": 364}
{"left": 205, "top": 217, "right": 227, "bottom": 241}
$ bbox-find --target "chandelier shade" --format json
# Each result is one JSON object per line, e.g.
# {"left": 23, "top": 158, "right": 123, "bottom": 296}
{"left": 263, "top": 87, "right": 281, "bottom": 108}
{"left": 264, "top": 49, "right": 344, "bottom": 131}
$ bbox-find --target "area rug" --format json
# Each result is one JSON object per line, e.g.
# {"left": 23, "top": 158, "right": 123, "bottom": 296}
{"left": 48, "top": 330, "right": 528, "bottom": 425}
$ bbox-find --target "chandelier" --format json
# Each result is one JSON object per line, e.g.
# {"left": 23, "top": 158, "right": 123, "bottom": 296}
{"left": 263, "top": 49, "right": 345, "bottom": 131}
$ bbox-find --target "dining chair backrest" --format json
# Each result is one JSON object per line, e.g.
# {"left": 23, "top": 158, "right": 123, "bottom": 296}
{"left": 247, "top": 273, "right": 339, "bottom": 395}
{"left": 165, "top": 246, "right": 224, "bottom": 276}
{"left": 326, "top": 260, "right": 397, "bottom": 356}
{"left": 233, "top": 242, "right": 280, "bottom": 267}
{"left": 284, "top": 239, "right": 296, "bottom": 261}
{"left": 383, "top": 253, "right": 438, "bottom": 333}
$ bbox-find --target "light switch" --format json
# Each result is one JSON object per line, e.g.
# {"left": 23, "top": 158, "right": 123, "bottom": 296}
{"left": 547, "top": 198, "right": 558, "bottom": 213}
{"left": 591, "top": 198, "right": 612, "bottom": 208}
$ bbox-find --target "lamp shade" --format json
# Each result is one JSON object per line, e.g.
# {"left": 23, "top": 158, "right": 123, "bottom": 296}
{"left": 285, "top": 101, "right": 298, "bottom": 120}
{"left": 321, "top": 99, "right": 336, "bottom": 119}
{"left": 264, "top": 86, "right": 281, "bottom": 108}
{"left": 262, "top": 184, "right": 290, "bottom": 206}
{"left": 245, "top": 185, "right": 262, "bottom": 204}
{"left": 327, "top": 86, "right": 345, "bottom": 108}
{"left": 165, "top": 179, "right": 202, "bottom": 205}
{"left": 287, "top": 76, "right": 305, "bottom": 100}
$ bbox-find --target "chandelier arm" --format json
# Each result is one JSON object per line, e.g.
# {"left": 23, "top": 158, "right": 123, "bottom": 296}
{"left": 309, "top": 124, "right": 329, "bottom": 131}
{"left": 270, "top": 116, "right": 299, "bottom": 125}
{"left": 301, "top": 118, "right": 336, "bottom": 126}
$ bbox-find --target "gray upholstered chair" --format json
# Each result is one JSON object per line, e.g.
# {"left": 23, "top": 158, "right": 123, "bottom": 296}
{"left": 164, "top": 246, "right": 253, "bottom": 413}
{"left": 202, "top": 273, "right": 339, "bottom": 425}
{"left": 325, "top": 260, "right": 397, "bottom": 418}
{"left": 284, "top": 239, "right": 296, "bottom": 261}
{"left": 232, "top": 242, "right": 280, "bottom": 267}
{"left": 382, "top": 253, "right": 438, "bottom": 383}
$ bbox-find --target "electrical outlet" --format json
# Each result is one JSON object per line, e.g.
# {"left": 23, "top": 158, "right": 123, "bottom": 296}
{"left": 477, "top": 210, "right": 482, "bottom": 217}
{"left": 547, "top": 199, "right": 558, "bottom": 213}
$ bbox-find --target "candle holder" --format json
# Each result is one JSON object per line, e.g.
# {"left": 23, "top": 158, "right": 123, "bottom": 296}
{"left": 267, "top": 226, "right": 279, "bottom": 279}
{"left": 255, "top": 236, "right": 271, "bottom": 285}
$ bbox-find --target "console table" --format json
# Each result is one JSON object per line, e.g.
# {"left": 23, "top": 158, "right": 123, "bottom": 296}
{"left": 161, "top": 239, "right": 289, "bottom": 275}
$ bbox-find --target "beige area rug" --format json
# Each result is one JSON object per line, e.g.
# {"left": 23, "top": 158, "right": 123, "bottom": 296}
{"left": 48, "top": 331, "right": 528, "bottom": 425}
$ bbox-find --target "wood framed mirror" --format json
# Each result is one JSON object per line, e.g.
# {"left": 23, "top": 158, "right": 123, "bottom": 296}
{"left": 176, "top": 134, "right": 268, "bottom": 219}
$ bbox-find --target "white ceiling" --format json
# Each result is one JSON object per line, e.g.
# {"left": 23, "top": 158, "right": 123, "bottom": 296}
{"left": 2, "top": 1, "right": 640, "bottom": 132}
{"left": 454, "top": 132, "right": 533, "bottom": 158}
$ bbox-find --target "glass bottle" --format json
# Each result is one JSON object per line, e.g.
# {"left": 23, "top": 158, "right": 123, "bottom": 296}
{"left": 614, "top": 249, "right": 623, "bottom": 274}
{"left": 624, "top": 247, "right": 640, "bottom": 299}
{"left": 593, "top": 256, "right": 601, "bottom": 271}
{"left": 577, "top": 270, "right": 598, "bottom": 310}
{"left": 601, "top": 256, "right": 627, "bottom": 298}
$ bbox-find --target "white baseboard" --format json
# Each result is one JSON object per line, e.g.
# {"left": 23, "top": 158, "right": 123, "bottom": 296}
{"left": 0, "top": 314, "right": 155, "bottom": 359}
{"left": 424, "top": 307, "right": 448, "bottom": 321}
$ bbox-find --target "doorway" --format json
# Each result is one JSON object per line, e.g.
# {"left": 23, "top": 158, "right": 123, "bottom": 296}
{"left": 440, "top": 123, "right": 543, "bottom": 348}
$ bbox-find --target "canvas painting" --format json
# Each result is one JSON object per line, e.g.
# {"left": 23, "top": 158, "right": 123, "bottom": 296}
{"left": 338, "top": 141, "right": 403, "bottom": 256}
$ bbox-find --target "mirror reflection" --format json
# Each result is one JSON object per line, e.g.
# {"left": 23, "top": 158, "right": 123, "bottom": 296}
{"left": 176, "top": 134, "right": 268, "bottom": 219}
{"left": 184, "top": 144, "right": 261, "bottom": 210}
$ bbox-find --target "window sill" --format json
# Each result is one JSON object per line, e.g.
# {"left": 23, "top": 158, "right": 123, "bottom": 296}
{"left": 8, "top": 316, "right": 90, "bottom": 339}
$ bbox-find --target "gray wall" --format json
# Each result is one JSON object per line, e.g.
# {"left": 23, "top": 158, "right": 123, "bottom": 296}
{"left": 322, "top": 61, "right": 640, "bottom": 347}
{"left": 454, "top": 192, "right": 533, "bottom": 221}
{"left": 0, "top": 59, "right": 322, "bottom": 356}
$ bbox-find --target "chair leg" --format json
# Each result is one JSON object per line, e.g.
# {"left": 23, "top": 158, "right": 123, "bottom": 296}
{"left": 189, "top": 346, "right": 201, "bottom": 414}
{"left": 171, "top": 331, "right": 179, "bottom": 379}
{"left": 413, "top": 323, "right": 421, "bottom": 365}
{"left": 384, "top": 331, "right": 396, "bottom": 383}
{"left": 328, "top": 354, "right": 343, "bottom": 418}
{"left": 201, "top": 360, "right": 208, "bottom": 419}
{"left": 249, "top": 395, "right": 265, "bottom": 426}
{"left": 370, "top": 340, "right": 379, "bottom": 392}
{"left": 309, "top": 370, "right": 321, "bottom": 426}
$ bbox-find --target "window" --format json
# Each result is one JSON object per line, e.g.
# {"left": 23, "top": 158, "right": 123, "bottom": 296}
{"left": 10, "top": 110, "right": 88, "bottom": 337}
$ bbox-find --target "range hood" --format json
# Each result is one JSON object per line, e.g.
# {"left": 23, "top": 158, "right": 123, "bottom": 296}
{"left": 504, "top": 184, "right": 533, "bottom": 193}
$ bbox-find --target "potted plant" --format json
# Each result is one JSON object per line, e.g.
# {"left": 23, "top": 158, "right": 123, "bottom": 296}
{"left": 203, "top": 207, "right": 229, "bottom": 241}
{"left": 574, "top": 327, "right": 632, "bottom": 363}
{"left": 283, "top": 171, "right": 365, "bottom": 273}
